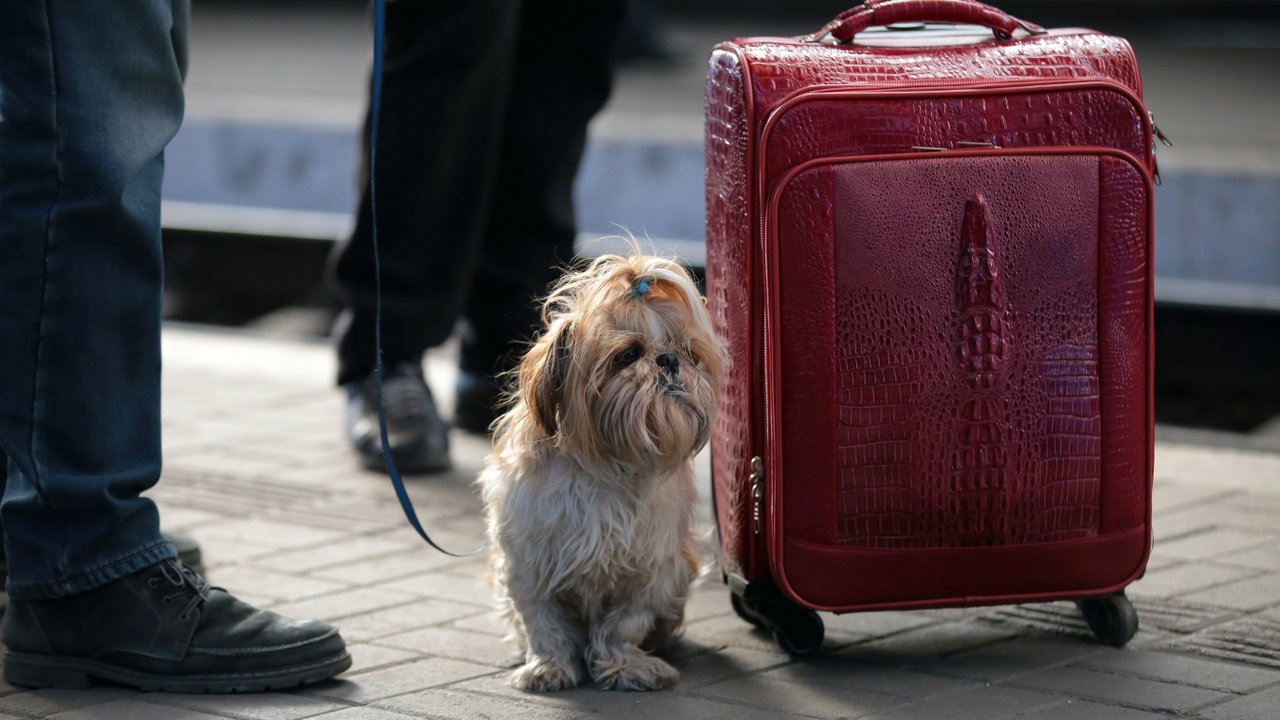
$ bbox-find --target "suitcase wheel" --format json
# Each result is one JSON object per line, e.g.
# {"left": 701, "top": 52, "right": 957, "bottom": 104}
{"left": 771, "top": 607, "right": 825, "bottom": 656}
{"left": 729, "top": 583, "right": 825, "bottom": 656}
{"left": 1076, "top": 591, "right": 1139, "bottom": 647}
{"left": 730, "top": 592, "right": 765, "bottom": 628}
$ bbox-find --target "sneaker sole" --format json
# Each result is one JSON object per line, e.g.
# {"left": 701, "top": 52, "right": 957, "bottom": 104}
{"left": 357, "top": 449, "right": 451, "bottom": 474}
{"left": 2, "top": 650, "right": 352, "bottom": 693}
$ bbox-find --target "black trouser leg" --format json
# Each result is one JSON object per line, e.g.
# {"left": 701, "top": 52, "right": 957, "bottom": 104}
{"left": 459, "top": 0, "right": 629, "bottom": 379}
{"left": 329, "top": 0, "right": 522, "bottom": 385}
{"left": 331, "top": 0, "right": 628, "bottom": 387}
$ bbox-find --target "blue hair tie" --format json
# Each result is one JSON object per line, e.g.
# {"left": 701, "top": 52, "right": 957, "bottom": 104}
{"left": 629, "top": 279, "right": 651, "bottom": 299}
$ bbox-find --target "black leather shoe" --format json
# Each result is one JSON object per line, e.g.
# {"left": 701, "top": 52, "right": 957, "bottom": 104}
{"left": 0, "top": 530, "right": 203, "bottom": 616}
{"left": 454, "top": 370, "right": 505, "bottom": 435}
{"left": 344, "top": 363, "right": 450, "bottom": 473}
{"left": 2, "top": 560, "right": 350, "bottom": 693}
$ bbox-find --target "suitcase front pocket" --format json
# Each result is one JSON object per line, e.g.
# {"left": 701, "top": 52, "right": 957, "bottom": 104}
{"left": 763, "top": 147, "right": 1153, "bottom": 609}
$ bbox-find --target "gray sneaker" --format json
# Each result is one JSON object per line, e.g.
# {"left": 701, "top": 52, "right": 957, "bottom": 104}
{"left": 344, "top": 363, "right": 450, "bottom": 473}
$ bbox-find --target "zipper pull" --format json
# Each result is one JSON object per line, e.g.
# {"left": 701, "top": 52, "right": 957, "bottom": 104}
{"left": 1150, "top": 111, "right": 1173, "bottom": 147}
{"left": 750, "top": 456, "right": 765, "bottom": 534}
{"left": 1148, "top": 111, "right": 1171, "bottom": 186}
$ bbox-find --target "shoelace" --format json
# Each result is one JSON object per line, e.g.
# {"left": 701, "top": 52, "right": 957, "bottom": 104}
{"left": 146, "top": 559, "right": 211, "bottom": 621}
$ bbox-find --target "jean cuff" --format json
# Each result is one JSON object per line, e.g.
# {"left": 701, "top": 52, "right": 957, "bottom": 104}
{"left": 6, "top": 541, "right": 178, "bottom": 600}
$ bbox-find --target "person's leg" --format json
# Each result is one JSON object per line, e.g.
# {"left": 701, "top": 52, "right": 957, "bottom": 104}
{"left": 0, "top": 454, "right": 6, "bottom": 614}
{"left": 0, "top": 0, "right": 183, "bottom": 599}
{"left": 455, "top": 0, "right": 629, "bottom": 431}
{"left": 327, "top": 0, "right": 523, "bottom": 468}
{"left": 329, "top": 0, "right": 523, "bottom": 386}
{"left": 0, "top": 0, "right": 348, "bottom": 691}
{"left": 0, "top": 461, "right": 198, "bottom": 616}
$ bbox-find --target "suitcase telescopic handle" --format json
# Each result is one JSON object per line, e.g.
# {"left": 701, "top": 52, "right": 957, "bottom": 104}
{"left": 807, "top": 0, "right": 1046, "bottom": 43}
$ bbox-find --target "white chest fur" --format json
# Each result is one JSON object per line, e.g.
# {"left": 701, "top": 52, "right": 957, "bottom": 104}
{"left": 486, "top": 456, "right": 695, "bottom": 603}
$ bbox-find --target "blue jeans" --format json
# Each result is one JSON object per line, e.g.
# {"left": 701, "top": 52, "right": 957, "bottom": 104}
{"left": 0, "top": 0, "right": 189, "bottom": 599}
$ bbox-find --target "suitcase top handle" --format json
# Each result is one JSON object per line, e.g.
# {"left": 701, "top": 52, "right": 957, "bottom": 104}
{"left": 806, "top": 0, "right": 1046, "bottom": 43}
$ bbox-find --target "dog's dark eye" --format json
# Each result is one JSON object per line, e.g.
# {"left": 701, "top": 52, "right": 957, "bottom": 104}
{"left": 615, "top": 345, "right": 642, "bottom": 367}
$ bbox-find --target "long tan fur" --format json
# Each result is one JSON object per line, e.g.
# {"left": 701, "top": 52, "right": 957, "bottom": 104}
{"left": 479, "top": 253, "right": 726, "bottom": 692}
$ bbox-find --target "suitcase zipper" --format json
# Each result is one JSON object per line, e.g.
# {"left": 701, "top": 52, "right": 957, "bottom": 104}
{"left": 1149, "top": 110, "right": 1173, "bottom": 185}
{"left": 750, "top": 456, "right": 765, "bottom": 534}
{"left": 762, "top": 78, "right": 1155, "bottom": 171}
{"left": 778, "top": 76, "right": 1138, "bottom": 98}
{"left": 1149, "top": 111, "right": 1172, "bottom": 148}
{"left": 757, "top": 77, "right": 1162, "bottom": 189}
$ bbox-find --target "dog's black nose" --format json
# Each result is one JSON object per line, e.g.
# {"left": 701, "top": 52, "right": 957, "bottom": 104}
{"left": 656, "top": 353, "right": 679, "bottom": 373}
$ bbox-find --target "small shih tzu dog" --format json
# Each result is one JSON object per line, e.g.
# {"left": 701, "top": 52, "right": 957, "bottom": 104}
{"left": 480, "top": 253, "right": 726, "bottom": 692}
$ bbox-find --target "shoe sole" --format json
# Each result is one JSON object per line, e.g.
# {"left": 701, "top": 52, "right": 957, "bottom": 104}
{"left": 2, "top": 650, "right": 352, "bottom": 693}
{"left": 358, "top": 451, "right": 451, "bottom": 475}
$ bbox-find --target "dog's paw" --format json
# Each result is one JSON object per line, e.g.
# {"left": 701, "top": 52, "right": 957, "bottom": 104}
{"left": 593, "top": 653, "right": 679, "bottom": 691}
{"left": 511, "top": 657, "right": 581, "bottom": 692}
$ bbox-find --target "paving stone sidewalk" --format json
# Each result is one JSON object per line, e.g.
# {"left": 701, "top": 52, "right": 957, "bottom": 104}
{"left": 3, "top": 326, "right": 1278, "bottom": 720}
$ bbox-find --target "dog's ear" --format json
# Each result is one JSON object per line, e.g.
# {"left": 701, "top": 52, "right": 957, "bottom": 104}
{"left": 520, "top": 318, "right": 573, "bottom": 437}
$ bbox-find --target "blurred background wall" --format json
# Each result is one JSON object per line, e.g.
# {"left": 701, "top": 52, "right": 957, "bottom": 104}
{"left": 159, "top": 0, "right": 1280, "bottom": 436}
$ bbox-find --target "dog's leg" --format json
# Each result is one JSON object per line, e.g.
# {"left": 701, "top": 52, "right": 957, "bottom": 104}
{"left": 509, "top": 597, "right": 585, "bottom": 692}
{"left": 641, "top": 530, "right": 696, "bottom": 654}
{"left": 586, "top": 603, "right": 680, "bottom": 691}
{"left": 641, "top": 607, "right": 684, "bottom": 655}
{"left": 497, "top": 594, "right": 529, "bottom": 667}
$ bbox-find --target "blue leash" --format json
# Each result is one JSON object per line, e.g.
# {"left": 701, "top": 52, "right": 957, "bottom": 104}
{"left": 370, "top": 0, "right": 487, "bottom": 558}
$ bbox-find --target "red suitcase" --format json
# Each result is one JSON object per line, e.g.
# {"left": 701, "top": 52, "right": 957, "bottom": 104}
{"left": 705, "top": 0, "right": 1157, "bottom": 652}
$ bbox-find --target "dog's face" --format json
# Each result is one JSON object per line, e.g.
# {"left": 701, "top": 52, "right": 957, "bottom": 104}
{"left": 512, "top": 255, "right": 725, "bottom": 472}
